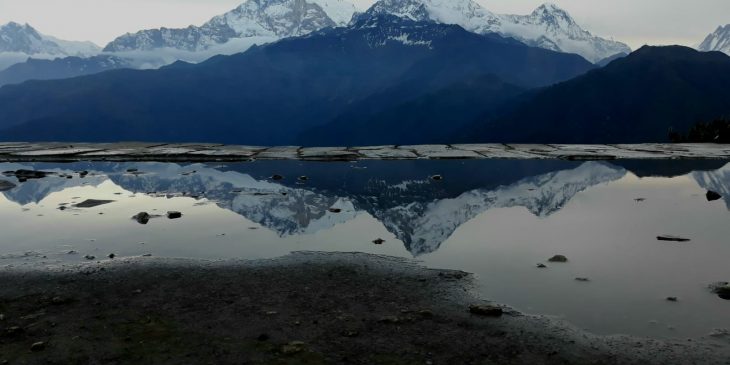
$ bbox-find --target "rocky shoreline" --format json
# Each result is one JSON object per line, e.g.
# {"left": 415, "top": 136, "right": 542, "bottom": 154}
{"left": 0, "top": 252, "right": 728, "bottom": 364}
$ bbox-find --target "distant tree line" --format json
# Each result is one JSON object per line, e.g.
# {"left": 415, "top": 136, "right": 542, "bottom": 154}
{"left": 669, "top": 118, "right": 730, "bottom": 143}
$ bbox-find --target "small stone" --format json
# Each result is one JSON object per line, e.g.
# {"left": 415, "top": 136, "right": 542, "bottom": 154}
{"left": 126, "top": 168, "right": 138, "bottom": 173}
{"left": 372, "top": 238, "right": 385, "bottom": 245}
{"left": 298, "top": 176, "right": 309, "bottom": 181}
{"left": 537, "top": 263, "right": 547, "bottom": 268}
{"left": 30, "top": 341, "right": 45, "bottom": 352}
{"left": 133, "top": 212, "right": 150, "bottom": 224}
{"left": 548, "top": 255, "right": 568, "bottom": 263}
{"left": 575, "top": 277, "right": 590, "bottom": 282}
{"left": 271, "top": 175, "right": 284, "bottom": 180}
{"left": 431, "top": 175, "right": 443, "bottom": 181}
{"left": 108, "top": 253, "right": 116, "bottom": 259}
{"left": 469, "top": 304, "right": 503, "bottom": 317}
{"left": 84, "top": 255, "right": 95, "bottom": 260}
{"left": 706, "top": 190, "right": 722, "bottom": 202}
{"left": 666, "top": 297, "right": 678, "bottom": 302}
{"left": 657, "top": 235, "right": 690, "bottom": 242}
{"left": 167, "top": 211, "right": 183, "bottom": 219}
{"left": 328, "top": 208, "right": 342, "bottom": 213}
{"left": 281, "top": 341, "right": 306, "bottom": 355}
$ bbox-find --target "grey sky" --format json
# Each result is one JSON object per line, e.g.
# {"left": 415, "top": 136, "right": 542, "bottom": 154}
{"left": 0, "top": 0, "right": 728, "bottom": 49}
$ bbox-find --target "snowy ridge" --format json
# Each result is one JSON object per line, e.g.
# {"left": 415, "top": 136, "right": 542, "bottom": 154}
{"left": 699, "top": 25, "right": 730, "bottom": 55}
{"left": 0, "top": 22, "right": 99, "bottom": 57}
{"left": 362, "top": 0, "right": 630, "bottom": 63}
{"left": 104, "top": 0, "right": 357, "bottom": 53}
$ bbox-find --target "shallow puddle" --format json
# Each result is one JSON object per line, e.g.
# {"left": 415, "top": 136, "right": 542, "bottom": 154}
{"left": 0, "top": 159, "right": 729, "bottom": 341}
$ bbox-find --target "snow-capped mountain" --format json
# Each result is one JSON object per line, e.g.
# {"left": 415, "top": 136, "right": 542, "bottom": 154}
{"left": 361, "top": 0, "right": 630, "bottom": 63}
{"left": 0, "top": 22, "right": 100, "bottom": 70}
{"left": 699, "top": 25, "right": 730, "bottom": 55}
{"left": 104, "top": 0, "right": 357, "bottom": 53}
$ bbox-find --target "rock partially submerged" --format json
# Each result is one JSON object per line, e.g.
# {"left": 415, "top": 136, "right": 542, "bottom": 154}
{"left": 133, "top": 212, "right": 151, "bottom": 225}
{"left": 706, "top": 190, "right": 722, "bottom": 202}
{"left": 548, "top": 255, "right": 568, "bottom": 263}
{"left": 167, "top": 211, "right": 183, "bottom": 219}
{"left": 74, "top": 199, "right": 115, "bottom": 208}
{"left": 710, "top": 282, "right": 730, "bottom": 300}
{"left": 372, "top": 238, "right": 385, "bottom": 245}
{"left": 657, "top": 235, "right": 691, "bottom": 242}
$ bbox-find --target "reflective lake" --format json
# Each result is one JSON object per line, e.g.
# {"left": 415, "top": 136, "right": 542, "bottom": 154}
{"left": 1, "top": 160, "right": 729, "bottom": 341}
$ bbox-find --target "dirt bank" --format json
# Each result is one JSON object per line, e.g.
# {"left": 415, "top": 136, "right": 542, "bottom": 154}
{"left": 0, "top": 252, "right": 727, "bottom": 364}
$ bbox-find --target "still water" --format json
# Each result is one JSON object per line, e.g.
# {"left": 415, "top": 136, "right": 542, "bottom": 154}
{"left": 1, "top": 160, "right": 729, "bottom": 341}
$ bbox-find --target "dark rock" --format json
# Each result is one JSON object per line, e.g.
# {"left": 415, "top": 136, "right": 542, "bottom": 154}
{"left": 271, "top": 174, "right": 284, "bottom": 180}
{"left": 108, "top": 253, "right": 116, "bottom": 259}
{"left": 469, "top": 304, "right": 503, "bottom": 317}
{"left": 634, "top": 198, "right": 646, "bottom": 202}
{"left": 431, "top": 175, "right": 443, "bottom": 181}
{"left": 167, "top": 211, "right": 183, "bottom": 219}
{"left": 666, "top": 297, "right": 678, "bottom": 302}
{"left": 548, "top": 255, "right": 568, "bottom": 263}
{"left": 372, "top": 238, "right": 385, "bottom": 245}
{"left": 3, "top": 169, "right": 50, "bottom": 180}
{"left": 710, "top": 282, "right": 730, "bottom": 300}
{"left": 706, "top": 190, "right": 722, "bottom": 202}
{"left": 133, "top": 212, "right": 150, "bottom": 224}
{"left": 329, "top": 208, "right": 342, "bottom": 213}
{"left": 30, "top": 341, "right": 45, "bottom": 351}
{"left": 0, "top": 180, "right": 15, "bottom": 191}
{"left": 537, "top": 263, "right": 547, "bottom": 268}
{"left": 74, "top": 199, "right": 115, "bottom": 208}
{"left": 575, "top": 277, "right": 590, "bottom": 282}
{"left": 84, "top": 255, "right": 95, "bottom": 260}
{"left": 657, "top": 235, "right": 691, "bottom": 242}
{"left": 126, "top": 168, "right": 138, "bottom": 173}
{"left": 298, "top": 176, "right": 309, "bottom": 181}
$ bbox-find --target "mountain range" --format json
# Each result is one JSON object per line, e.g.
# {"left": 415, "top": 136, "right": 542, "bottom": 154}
{"left": 0, "top": 14, "right": 594, "bottom": 145}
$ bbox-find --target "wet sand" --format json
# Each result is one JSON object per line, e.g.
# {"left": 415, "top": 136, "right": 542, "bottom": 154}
{"left": 0, "top": 252, "right": 727, "bottom": 364}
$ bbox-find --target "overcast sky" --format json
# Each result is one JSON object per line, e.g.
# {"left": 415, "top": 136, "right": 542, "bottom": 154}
{"left": 0, "top": 0, "right": 728, "bottom": 49}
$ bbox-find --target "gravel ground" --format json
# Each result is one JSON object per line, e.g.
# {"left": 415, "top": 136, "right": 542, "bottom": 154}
{"left": 0, "top": 251, "right": 727, "bottom": 365}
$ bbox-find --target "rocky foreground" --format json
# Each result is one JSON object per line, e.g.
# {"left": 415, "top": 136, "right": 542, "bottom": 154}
{"left": 0, "top": 252, "right": 727, "bottom": 365}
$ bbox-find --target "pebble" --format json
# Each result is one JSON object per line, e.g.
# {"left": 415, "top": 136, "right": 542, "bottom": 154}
{"left": 372, "top": 238, "right": 386, "bottom": 245}
{"left": 30, "top": 341, "right": 45, "bottom": 352}
{"left": 84, "top": 255, "right": 95, "bottom": 260}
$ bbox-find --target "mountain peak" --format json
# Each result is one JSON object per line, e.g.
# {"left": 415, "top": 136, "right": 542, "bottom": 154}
{"left": 104, "top": 0, "right": 357, "bottom": 53}
{"left": 531, "top": 3, "right": 576, "bottom": 25}
{"left": 699, "top": 24, "right": 730, "bottom": 56}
